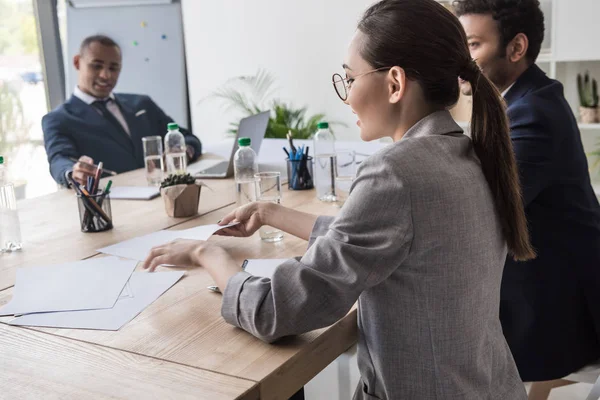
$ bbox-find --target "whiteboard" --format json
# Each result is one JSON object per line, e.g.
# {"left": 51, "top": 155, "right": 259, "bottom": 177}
{"left": 66, "top": 1, "right": 189, "bottom": 128}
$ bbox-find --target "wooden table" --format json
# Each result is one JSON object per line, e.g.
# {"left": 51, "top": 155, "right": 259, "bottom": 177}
{"left": 0, "top": 169, "right": 358, "bottom": 399}
{"left": 0, "top": 167, "right": 239, "bottom": 291}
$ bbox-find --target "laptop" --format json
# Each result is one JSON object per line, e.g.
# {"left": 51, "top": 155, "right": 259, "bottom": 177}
{"left": 188, "top": 111, "right": 270, "bottom": 178}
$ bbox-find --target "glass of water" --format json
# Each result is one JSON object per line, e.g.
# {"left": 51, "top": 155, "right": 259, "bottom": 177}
{"left": 334, "top": 150, "right": 356, "bottom": 207}
{"left": 142, "top": 136, "right": 164, "bottom": 186}
{"left": 254, "top": 172, "right": 284, "bottom": 242}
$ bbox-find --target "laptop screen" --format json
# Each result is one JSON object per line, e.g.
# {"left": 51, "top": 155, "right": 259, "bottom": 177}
{"left": 233, "top": 111, "right": 270, "bottom": 155}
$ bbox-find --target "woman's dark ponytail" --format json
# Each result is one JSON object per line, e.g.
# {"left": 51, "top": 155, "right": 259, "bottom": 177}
{"left": 460, "top": 62, "right": 535, "bottom": 261}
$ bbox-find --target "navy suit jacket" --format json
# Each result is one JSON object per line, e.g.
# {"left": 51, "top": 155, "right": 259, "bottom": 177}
{"left": 42, "top": 93, "right": 202, "bottom": 186}
{"left": 501, "top": 64, "right": 600, "bottom": 381}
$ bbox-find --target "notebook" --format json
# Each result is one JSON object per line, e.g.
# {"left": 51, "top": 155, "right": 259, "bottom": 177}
{"left": 108, "top": 186, "right": 160, "bottom": 200}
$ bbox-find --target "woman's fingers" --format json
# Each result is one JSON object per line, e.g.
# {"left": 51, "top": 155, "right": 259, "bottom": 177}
{"left": 218, "top": 210, "right": 238, "bottom": 225}
{"left": 215, "top": 226, "right": 246, "bottom": 237}
{"left": 142, "top": 245, "right": 166, "bottom": 270}
{"left": 148, "top": 254, "right": 169, "bottom": 272}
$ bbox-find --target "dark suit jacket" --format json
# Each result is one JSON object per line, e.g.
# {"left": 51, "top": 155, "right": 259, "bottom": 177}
{"left": 42, "top": 93, "right": 202, "bottom": 186}
{"left": 501, "top": 64, "right": 600, "bottom": 381}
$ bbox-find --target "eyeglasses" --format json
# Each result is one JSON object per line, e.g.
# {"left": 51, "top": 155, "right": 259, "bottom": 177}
{"left": 332, "top": 67, "right": 392, "bottom": 101}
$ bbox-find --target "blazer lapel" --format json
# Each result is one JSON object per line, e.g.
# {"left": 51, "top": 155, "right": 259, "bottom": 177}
{"left": 66, "top": 95, "right": 134, "bottom": 154}
{"left": 504, "top": 64, "right": 546, "bottom": 108}
{"left": 115, "top": 94, "right": 145, "bottom": 166}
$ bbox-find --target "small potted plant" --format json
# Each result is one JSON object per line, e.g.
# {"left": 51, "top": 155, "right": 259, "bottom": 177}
{"left": 577, "top": 71, "right": 599, "bottom": 123}
{"left": 160, "top": 173, "right": 204, "bottom": 218}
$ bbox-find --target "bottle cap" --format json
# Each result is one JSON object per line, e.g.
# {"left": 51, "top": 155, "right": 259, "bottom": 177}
{"left": 167, "top": 122, "right": 179, "bottom": 130}
{"left": 238, "top": 137, "right": 251, "bottom": 146}
{"left": 317, "top": 122, "right": 329, "bottom": 129}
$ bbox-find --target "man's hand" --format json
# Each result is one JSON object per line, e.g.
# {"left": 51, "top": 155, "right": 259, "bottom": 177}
{"left": 72, "top": 155, "right": 96, "bottom": 186}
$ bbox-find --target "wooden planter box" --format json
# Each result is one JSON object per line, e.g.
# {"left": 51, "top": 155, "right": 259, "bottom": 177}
{"left": 161, "top": 183, "right": 202, "bottom": 218}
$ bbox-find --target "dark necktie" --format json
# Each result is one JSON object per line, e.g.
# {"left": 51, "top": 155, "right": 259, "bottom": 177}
{"left": 92, "top": 99, "right": 129, "bottom": 139}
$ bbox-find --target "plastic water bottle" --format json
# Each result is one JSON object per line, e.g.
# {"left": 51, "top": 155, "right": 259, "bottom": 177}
{"left": 164, "top": 122, "right": 187, "bottom": 174}
{"left": 233, "top": 137, "right": 258, "bottom": 207}
{"left": 313, "top": 121, "right": 336, "bottom": 202}
{"left": 0, "top": 156, "right": 22, "bottom": 252}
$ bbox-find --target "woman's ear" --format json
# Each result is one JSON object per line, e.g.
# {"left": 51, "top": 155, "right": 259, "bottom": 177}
{"left": 388, "top": 66, "right": 406, "bottom": 104}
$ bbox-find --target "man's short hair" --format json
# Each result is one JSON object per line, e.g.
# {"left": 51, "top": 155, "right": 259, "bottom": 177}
{"left": 453, "top": 0, "right": 545, "bottom": 63}
{"left": 79, "top": 35, "right": 121, "bottom": 55}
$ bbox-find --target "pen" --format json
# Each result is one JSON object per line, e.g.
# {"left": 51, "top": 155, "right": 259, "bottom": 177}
{"left": 69, "top": 157, "right": 117, "bottom": 176}
{"left": 207, "top": 285, "right": 221, "bottom": 293}
{"left": 91, "top": 161, "right": 103, "bottom": 195}
{"left": 97, "top": 180, "right": 113, "bottom": 208}
{"left": 286, "top": 131, "right": 297, "bottom": 155}
{"left": 104, "top": 180, "right": 113, "bottom": 195}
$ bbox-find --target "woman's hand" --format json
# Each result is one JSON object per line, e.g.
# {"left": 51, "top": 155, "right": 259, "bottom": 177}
{"left": 216, "top": 202, "right": 267, "bottom": 237}
{"left": 217, "top": 201, "right": 319, "bottom": 242}
{"left": 142, "top": 239, "right": 227, "bottom": 272}
{"left": 142, "top": 239, "right": 243, "bottom": 291}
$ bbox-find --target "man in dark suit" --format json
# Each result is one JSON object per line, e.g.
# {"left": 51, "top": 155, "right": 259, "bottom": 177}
{"left": 43, "top": 35, "right": 202, "bottom": 186}
{"left": 456, "top": 0, "right": 600, "bottom": 384}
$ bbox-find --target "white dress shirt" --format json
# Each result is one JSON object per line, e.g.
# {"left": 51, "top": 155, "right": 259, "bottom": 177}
{"left": 73, "top": 86, "right": 131, "bottom": 136}
{"left": 502, "top": 82, "right": 515, "bottom": 98}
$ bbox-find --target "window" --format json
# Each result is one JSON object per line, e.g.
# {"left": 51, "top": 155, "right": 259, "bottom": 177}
{"left": 0, "top": 0, "right": 58, "bottom": 199}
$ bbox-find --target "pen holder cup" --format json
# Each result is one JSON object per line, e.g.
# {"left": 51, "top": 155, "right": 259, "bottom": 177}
{"left": 77, "top": 190, "right": 113, "bottom": 233}
{"left": 286, "top": 156, "right": 314, "bottom": 190}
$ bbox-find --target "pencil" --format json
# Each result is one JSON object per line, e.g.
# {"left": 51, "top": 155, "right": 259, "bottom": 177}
{"left": 69, "top": 157, "right": 117, "bottom": 176}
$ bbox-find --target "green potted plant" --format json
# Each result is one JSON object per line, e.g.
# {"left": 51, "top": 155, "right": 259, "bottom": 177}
{"left": 577, "top": 71, "right": 599, "bottom": 123}
{"left": 204, "top": 69, "right": 345, "bottom": 138}
{"left": 160, "top": 173, "right": 204, "bottom": 218}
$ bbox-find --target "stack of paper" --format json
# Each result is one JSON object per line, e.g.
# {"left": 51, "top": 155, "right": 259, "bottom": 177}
{"left": 0, "top": 257, "right": 184, "bottom": 331}
{"left": 97, "top": 223, "right": 238, "bottom": 261}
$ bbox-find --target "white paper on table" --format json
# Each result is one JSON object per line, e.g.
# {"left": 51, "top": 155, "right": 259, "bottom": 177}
{"left": 108, "top": 186, "right": 160, "bottom": 200}
{"left": 0, "top": 300, "right": 18, "bottom": 316}
{"left": 97, "top": 223, "right": 239, "bottom": 262}
{"left": 0, "top": 257, "right": 136, "bottom": 316}
{"left": 8, "top": 271, "right": 184, "bottom": 331}
{"left": 118, "top": 280, "right": 134, "bottom": 299}
{"left": 97, "top": 230, "right": 180, "bottom": 261}
{"left": 175, "top": 223, "right": 238, "bottom": 241}
{"left": 242, "top": 258, "right": 291, "bottom": 279}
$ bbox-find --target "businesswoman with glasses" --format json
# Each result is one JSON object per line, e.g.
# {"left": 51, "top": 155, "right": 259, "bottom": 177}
{"left": 144, "top": 0, "right": 534, "bottom": 398}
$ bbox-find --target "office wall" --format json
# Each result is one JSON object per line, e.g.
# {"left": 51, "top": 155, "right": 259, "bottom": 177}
{"left": 182, "top": 0, "right": 376, "bottom": 144}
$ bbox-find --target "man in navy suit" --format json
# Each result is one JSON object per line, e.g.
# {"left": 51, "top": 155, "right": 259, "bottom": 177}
{"left": 43, "top": 35, "right": 202, "bottom": 186}
{"left": 456, "top": 0, "right": 600, "bottom": 383}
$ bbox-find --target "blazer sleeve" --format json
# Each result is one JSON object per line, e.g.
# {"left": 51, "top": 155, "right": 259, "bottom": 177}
{"left": 42, "top": 112, "right": 78, "bottom": 186}
{"left": 221, "top": 153, "right": 414, "bottom": 343}
{"left": 146, "top": 97, "right": 202, "bottom": 161}
{"left": 508, "top": 101, "right": 556, "bottom": 207}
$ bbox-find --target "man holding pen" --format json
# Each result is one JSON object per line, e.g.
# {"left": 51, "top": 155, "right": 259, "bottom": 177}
{"left": 43, "top": 35, "right": 202, "bottom": 187}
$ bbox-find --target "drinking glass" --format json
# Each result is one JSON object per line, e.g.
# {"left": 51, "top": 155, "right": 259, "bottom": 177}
{"left": 254, "top": 172, "right": 284, "bottom": 242}
{"left": 142, "top": 136, "right": 164, "bottom": 186}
